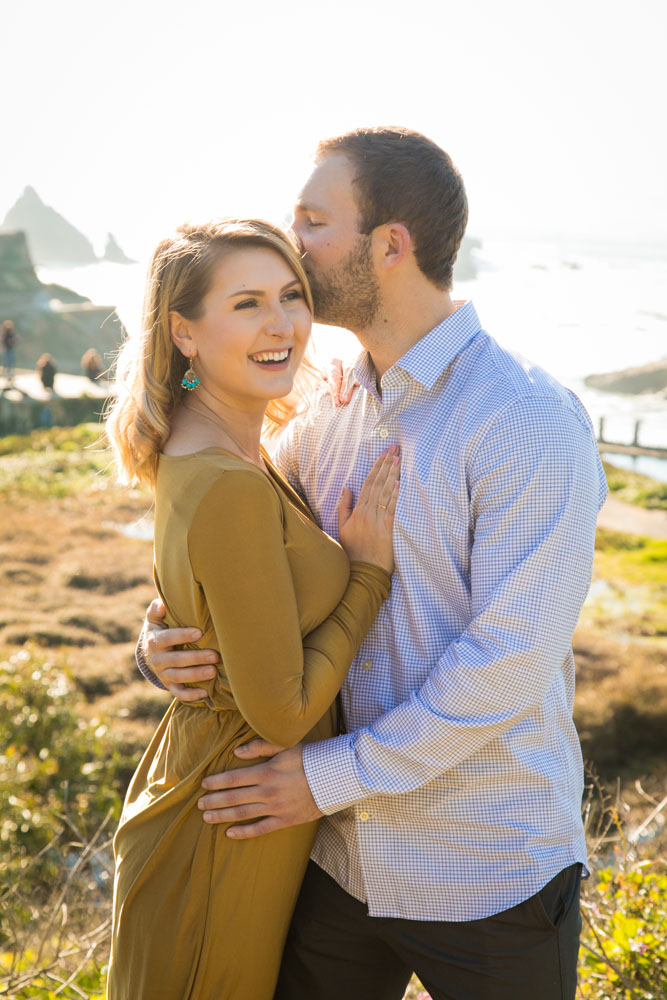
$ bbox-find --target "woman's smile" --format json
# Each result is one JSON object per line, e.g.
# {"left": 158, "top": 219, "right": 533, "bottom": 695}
{"left": 248, "top": 347, "right": 293, "bottom": 370}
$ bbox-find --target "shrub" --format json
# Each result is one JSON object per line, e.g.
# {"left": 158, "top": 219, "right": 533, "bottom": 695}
{"left": 0, "top": 648, "right": 127, "bottom": 891}
{"left": 579, "top": 864, "right": 667, "bottom": 998}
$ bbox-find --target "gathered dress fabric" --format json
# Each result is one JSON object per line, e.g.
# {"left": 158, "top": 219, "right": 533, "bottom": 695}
{"left": 107, "top": 447, "right": 391, "bottom": 1000}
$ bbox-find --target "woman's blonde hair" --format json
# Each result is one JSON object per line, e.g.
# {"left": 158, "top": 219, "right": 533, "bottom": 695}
{"left": 106, "top": 219, "right": 319, "bottom": 487}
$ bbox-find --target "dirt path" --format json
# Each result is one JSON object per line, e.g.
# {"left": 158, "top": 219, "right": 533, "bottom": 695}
{"left": 597, "top": 494, "right": 667, "bottom": 538}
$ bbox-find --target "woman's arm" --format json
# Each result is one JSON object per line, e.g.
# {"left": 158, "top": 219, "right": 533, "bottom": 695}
{"left": 188, "top": 470, "right": 391, "bottom": 747}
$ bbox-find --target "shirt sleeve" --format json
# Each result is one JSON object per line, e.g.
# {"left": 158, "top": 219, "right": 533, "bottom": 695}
{"left": 188, "top": 470, "right": 391, "bottom": 747}
{"left": 302, "top": 394, "right": 607, "bottom": 813}
{"left": 135, "top": 629, "right": 167, "bottom": 690}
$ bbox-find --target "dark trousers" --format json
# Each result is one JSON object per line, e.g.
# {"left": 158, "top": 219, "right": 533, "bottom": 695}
{"left": 275, "top": 860, "right": 582, "bottom": 1000}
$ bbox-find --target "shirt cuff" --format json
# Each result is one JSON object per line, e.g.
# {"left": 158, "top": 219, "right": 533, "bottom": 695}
{"left": 135, "top": 630, "right": 167, "bottom": 691}
{"left": 302, "top": 731, "right": 370, "bottom": 814}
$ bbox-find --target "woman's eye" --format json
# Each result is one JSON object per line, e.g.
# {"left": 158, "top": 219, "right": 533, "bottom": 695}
{"left": 307, "top": 220, "right": 323, "bottom": 228}
{"left": 234, "top": 299, "right": 257, "bottom": 310}
{"left": 283, "top": 289, "right": 303, "bottom": 302}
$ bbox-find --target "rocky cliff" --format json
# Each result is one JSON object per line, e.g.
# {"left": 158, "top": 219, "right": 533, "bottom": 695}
{"left": 1, "top": 188, "right": 132, "bottom": 267}
{"left": 0, "top": 231, "right": 124, "bottom": 374}
{"left": 585, "top": 360, "right": 667, "bottom": 395}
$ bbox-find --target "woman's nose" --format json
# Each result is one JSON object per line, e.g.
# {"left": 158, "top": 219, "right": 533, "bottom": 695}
{"left": 266, "top": 304, "right": 294, "bottom": 337}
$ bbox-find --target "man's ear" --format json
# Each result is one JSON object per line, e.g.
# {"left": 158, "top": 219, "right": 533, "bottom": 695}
{"left": 169, "top": 311, "right": 195, "bottom": 356}
{"left": 374, "top": 222, "right": 411, "bottom": 271}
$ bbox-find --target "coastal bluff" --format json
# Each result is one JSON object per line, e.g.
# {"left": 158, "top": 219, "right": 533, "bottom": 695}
{"left": 1, "top": 186, "right": 133, "bottom": 267}
{"left": 0, "top": 231, "right": 124, "bottom": 374}
{"left": 585, "top": 359, "right": 667, "bottom": 395}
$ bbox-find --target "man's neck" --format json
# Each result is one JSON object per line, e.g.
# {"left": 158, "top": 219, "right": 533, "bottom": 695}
{"left": 356, "top": 288, "right": 458, "bottom": 382}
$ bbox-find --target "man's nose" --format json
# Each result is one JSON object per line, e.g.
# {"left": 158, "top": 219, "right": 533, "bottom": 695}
{"left": 288, "top": 220, "right": 306, "bottom": 256}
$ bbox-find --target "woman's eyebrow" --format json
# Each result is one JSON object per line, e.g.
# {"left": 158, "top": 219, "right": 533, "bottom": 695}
{"left": 228, "top": 278, "right": 301, "bottom": 299}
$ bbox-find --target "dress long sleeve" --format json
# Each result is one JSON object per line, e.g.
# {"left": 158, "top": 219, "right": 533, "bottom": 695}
{"left": 187, "top": 468, "right": 391, "bottom": 746}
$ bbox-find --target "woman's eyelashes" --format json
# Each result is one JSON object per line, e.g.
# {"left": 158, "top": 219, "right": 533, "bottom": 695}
{"left": 233, "top": 289, "right": 303, "bottom": 311}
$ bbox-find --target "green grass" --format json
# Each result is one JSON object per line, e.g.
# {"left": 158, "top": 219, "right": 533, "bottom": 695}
{"left": 0, "top": 424, "right": 105, "bottom": 457}
{"left": 603, "top": 460, "right": 667, "bottom": 511}
{"left": 0, "top": 424, "right": 124, "bottom": 500}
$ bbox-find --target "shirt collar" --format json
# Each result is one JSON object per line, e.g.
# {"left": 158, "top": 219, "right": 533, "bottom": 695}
{"left": 353, "top": 301, "right": 482, "bottom": 394}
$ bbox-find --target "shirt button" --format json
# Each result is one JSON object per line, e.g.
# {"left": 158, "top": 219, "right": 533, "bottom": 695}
{"left": 359, "top": 810, "right": 370, "bottom": 822}
{"left": 361, "top": 659, "right": 373, "bottom": 671}
{"left": 378, "top": 427, "right": 389, "bottom": 438}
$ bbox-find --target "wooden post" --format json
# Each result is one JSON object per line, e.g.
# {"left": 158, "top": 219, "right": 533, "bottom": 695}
{"left": 632, "top": 420, "right": 641, "bottom": 447}
{"left": 598, "top": 416, "right": 605, "bottom": 443}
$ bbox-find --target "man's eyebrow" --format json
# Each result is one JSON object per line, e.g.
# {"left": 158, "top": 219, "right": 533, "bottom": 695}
{"left": 228, "top": 278, "right": 302, "bottom": 298}
{"left": 294, "top": 200, "right": 326, "bottom": 214}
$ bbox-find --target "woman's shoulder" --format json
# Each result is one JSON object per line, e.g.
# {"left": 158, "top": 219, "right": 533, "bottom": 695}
{"left": 158, "top": 449, "right": 280, "bottom": 517}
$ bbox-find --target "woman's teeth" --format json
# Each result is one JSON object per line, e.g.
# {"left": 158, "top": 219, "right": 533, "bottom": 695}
{"left": 251, "top": 350, "right": 289, "bottom": 364}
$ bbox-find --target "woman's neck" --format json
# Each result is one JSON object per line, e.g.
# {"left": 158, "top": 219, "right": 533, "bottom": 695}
{"left": 170, "top": 390, "right": 266, "bottom": 468}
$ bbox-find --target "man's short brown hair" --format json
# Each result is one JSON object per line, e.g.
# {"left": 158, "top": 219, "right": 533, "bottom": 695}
{"left": 316, "top": 127, "right": 468, "bottom": 290}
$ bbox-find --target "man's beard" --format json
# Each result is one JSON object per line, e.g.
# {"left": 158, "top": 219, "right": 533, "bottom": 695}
{"left": 306, "top": 235, "right": 380, "bottom": 331}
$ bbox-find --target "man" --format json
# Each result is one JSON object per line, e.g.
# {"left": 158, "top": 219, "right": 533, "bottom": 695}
{"left": 138, "top": 127, "right": 607, "bottom": 999}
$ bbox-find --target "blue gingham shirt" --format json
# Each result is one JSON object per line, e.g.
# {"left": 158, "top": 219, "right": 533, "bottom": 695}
{"left": 274, "top": 301, "right": 607, "bottom": 921}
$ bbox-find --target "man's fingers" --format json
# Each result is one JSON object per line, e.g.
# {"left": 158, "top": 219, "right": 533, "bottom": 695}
{"left": 161, "top": 664, "right": 217, "bottom": 684}
{"left": 147, "top": 626, "right": 203, "bottom": 652}
{"left": 234, "top": 738, "right": 284, "bottom": 759}
{"left": 201, "top": 762, "right": 267, "bottom": 792}
{"left": 201, "top": 801, "right": 268, "bottom": 824}
{"left": 167, "top": 684, "right": 209, "bottom": 702}
{"left": 146, "top": 598, "right": 167, "bottom": 625}
{"left": 226, "top": 817, "right": 284, "bottom": 838}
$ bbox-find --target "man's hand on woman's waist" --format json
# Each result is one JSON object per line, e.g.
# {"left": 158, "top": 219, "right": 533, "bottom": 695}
{"left": 142, "top": 598, "right": 219, "bottom": 701}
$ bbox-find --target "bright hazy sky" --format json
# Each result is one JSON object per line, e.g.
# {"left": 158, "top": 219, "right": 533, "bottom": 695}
{"left": 3, "top": 0, "right": 666, "bottom": 257}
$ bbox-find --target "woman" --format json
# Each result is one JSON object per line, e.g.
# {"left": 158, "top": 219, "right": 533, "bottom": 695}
{"left": 105, "top": 219, "right": 399, "bottom": 999}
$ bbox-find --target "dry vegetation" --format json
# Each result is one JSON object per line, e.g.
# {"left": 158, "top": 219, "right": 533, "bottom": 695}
{"left": 1, "top": 425, "right": 665, "bottom": 999}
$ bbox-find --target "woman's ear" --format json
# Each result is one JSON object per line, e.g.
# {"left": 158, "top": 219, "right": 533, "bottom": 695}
{"left": 169, "top": 311, "right": 195, "bottom": 356}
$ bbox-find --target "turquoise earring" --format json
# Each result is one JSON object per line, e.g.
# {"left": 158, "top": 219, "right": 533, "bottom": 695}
{"left": 181, "top": 356, "right": 200, "bottom": 391}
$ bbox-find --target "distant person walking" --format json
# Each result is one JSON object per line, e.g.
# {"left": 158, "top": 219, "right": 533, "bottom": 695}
{"left": 81, "top": 347, "right": 102, "bottom": 382}
{"left": 2, "top": 320, "right": 17, "bottom": 380}
{"left": 36, "top": 353, "right": 56, "bottom": 391}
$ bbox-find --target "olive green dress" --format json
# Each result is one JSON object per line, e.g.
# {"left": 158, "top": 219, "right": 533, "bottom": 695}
{"left": 107, "top": 448, "right": 391, "bottom": 1000}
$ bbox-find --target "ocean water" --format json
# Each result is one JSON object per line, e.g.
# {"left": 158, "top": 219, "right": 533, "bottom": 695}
{"left": 38, "top": 237, "right": 667, "bottom": 480}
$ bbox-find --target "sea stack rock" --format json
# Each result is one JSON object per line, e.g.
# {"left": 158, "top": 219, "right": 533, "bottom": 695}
{"left": 0, "top": 231, "right": 124, "bottom": 373}
{"left": 1, "top": 186, "right": 97, "bottom": 266}
{"left": 102, "top": 232, "right": 135, "bottom": 264}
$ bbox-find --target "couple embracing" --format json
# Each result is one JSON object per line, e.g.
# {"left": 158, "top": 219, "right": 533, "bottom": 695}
{"left": 105, "top": 127, "right": 607, "bottom": 1000}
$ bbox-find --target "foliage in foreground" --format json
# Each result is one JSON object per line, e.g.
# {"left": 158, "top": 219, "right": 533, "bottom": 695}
{"left": 603, "top": 460, "right": 667, "bottom": 511}
{"left": 0, "top": 649, "right": 127, "bottom": 894}
{"left": 1, "top": 654, "right": 665, "bottom": 999}
{"left": 0, "top": 424, "right": 104, "bottom": 458}
{"left": 579, "top": 865, "right": 667, "bottom": 999}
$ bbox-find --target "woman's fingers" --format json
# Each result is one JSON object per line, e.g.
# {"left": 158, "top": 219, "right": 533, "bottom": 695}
{"left": 357, "top": 445, "right": 398, "bottom": 506}
{"left": 324, "top": 358, "right": 344, "bottom": 405}
{"left": 374, "top": 457, "right": 400, "bottom": 514}
{"left": 356, "top": 449, "right": 387, "bottom": 505}
{"left": 366, "top": 447, "right": 400, "bottom": 510}
{"left": 337, "top": 485, "right": 354, "bottom": 533}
